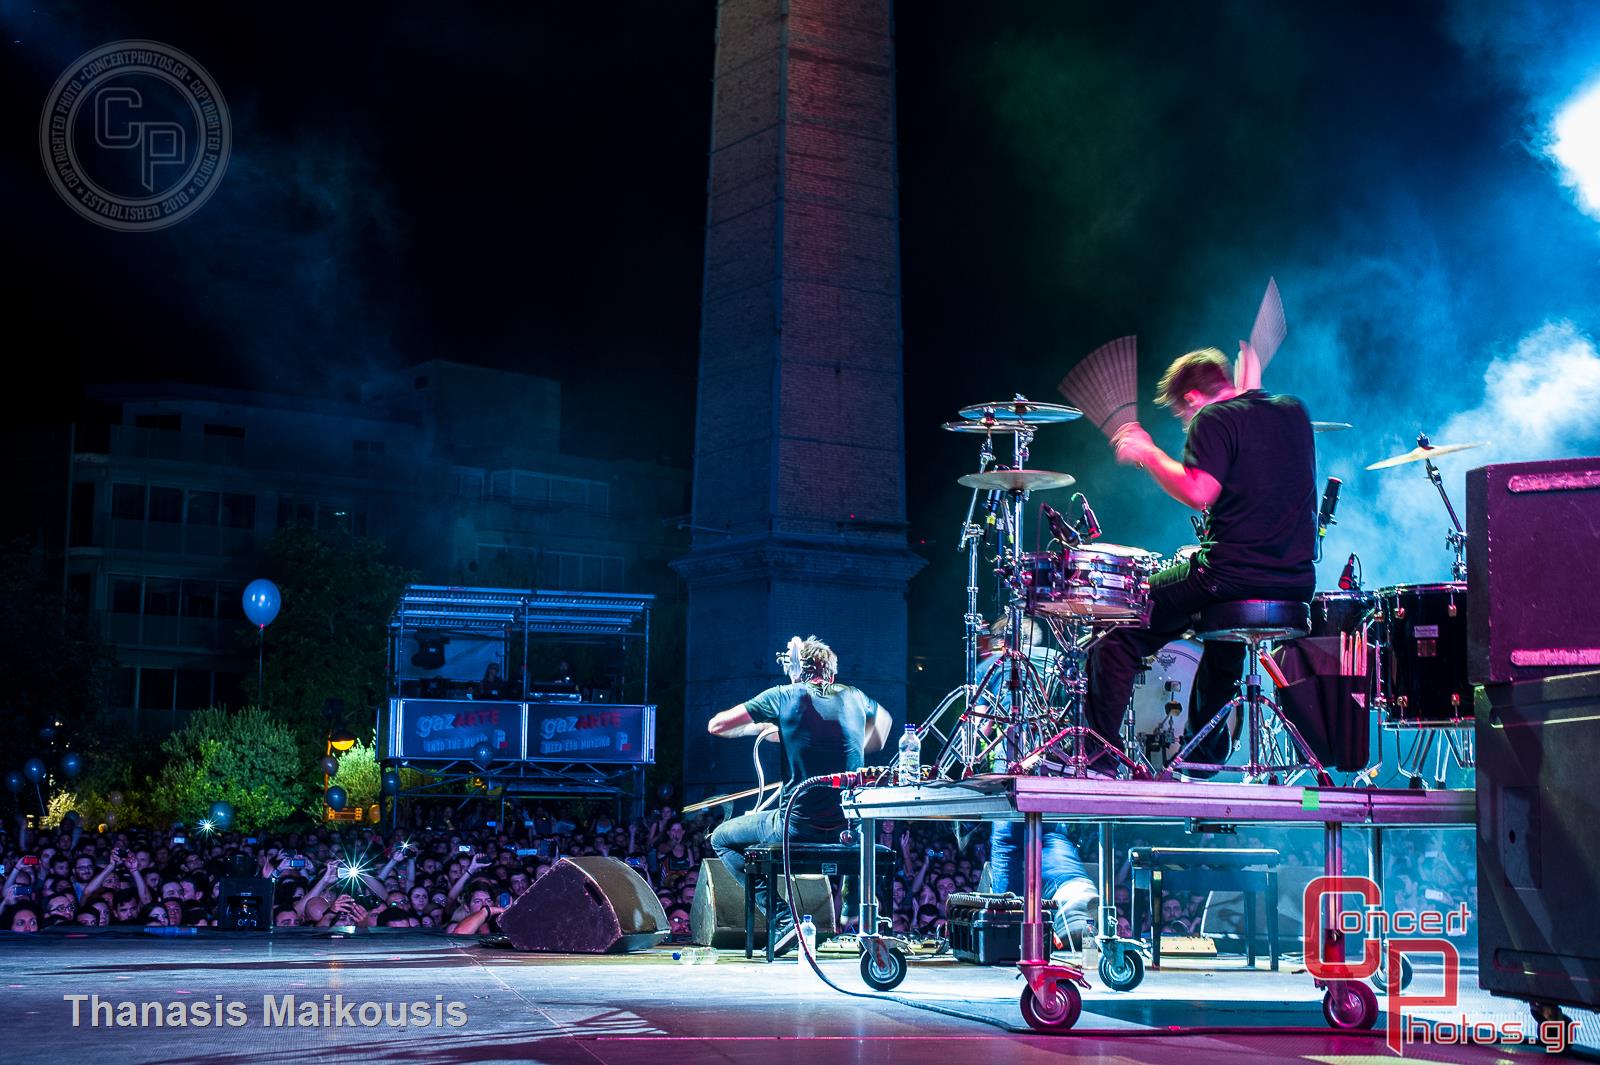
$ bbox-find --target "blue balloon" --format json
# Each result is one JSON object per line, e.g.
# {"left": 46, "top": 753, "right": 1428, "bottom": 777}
{"left": 325, "top": 786, "right": 347, "bottom": 812}
{"left": 61, "top": 752, "right": 83, "bottom": 779}
{"left": 243, "top": 579, "right": 281, "bottom": 628}
{"left": 381, "top": 771, "right": 401, "bottom": 795}
{"left": 4, "top": 772, "right": 22, "bottom": 794}
{"left": 208, "top": 801, "right": 234, "bottom": 828}
{"left": 23, "top": 758, "right": 46, "bottom": 784}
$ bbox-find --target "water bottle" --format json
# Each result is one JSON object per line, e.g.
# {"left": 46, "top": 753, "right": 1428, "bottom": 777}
{"left": 672, "top": 946, "right": 716, "bottom": 965}
{"left": 897, "top": 724, "right": 921, "bottom": 785}
{"left": 797, "top": 914, "right": 818, "bottom": 983}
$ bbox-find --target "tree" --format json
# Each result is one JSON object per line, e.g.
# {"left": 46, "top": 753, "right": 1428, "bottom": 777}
{"left": 330, "top": 732, "right": 382, "bottom": 810}
{"left": 248, "top": 526, "right": 413, "bottom": 755}
{"left": 149, "top": 707, "right": 305, "bottom": 831}
{"left": 0, "top": 540, "right": 114, "bottom": 768}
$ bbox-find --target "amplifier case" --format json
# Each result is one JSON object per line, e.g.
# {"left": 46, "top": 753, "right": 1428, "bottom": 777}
{"left": 1466, "top": 457, "right": 1600, "bottom": 684}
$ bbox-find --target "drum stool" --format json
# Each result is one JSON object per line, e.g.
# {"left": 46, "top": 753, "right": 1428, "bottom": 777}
{"left": 1162, "top": 600, "right": 1330, "bottom": 783}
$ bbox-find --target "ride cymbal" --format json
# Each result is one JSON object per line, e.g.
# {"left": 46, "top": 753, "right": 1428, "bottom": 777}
{"left": 1365, "top": 441, "right": 1487, "bottom": 470}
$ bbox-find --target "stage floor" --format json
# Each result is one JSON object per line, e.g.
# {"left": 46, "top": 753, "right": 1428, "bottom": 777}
{"left": 0, "top": 931, "right": 1591, "bottom": 1063}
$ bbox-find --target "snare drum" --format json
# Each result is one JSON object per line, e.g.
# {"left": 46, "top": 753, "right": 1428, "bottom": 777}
{"left": 1022, "top": 543, "right": 1156, "bottom": 622}
{"left": 1378, "top": 582, "right": 1470, "bottom": 727}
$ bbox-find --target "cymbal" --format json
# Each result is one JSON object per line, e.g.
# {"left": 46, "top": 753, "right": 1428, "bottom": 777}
{"left": 1312, "top": 421, "right": 1352, "bottom": 433}
{"left": 958, "top": 469, "right": 1077, "bottom": 493}
{"left": 958, "top": 399, "right": 1083, "bottom": 424}
{"left": 942, "top": 419, "right": 1026, "bottom": 434}
{"left": 1365, "top": 440, "right": 1487, "bottom": 470}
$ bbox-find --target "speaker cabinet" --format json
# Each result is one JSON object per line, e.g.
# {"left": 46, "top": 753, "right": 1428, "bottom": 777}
{"left": 1476, "top": 671, "right": 1600, "bottom": 1010}
{"left": 688, "top": 857, "right": 836, "bottom": 948}
{"left": 1467, "top": 457, "right": 1600, "bottom": 684}
{"left": 501, "top": 856, "right": 667, "bottom": 953}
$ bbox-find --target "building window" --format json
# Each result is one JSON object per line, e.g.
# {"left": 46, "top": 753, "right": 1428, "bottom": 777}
{"left": 175, "top": 669, "right": 212, "bottom": 711}
{"left": 138, "top": 668, "right": 175, "bottom": 711}
{"left": 112, "top": 483, "right": 146, "bottom": 521}
{"left": 144, "top": 578, "right": 180, "bottom": 617}
{"left": 70, "top": 482, "right": 96, "bottom": 546}
{"left": 135, "top": 414, "right": 181, "bottom": 432}
{"left": 455, "top": 467, "right": 485, "bottom": 498}
{"left": 203, "top": 423, "right": 245, "bottom": 438}
{"left": 182, "top": 580, "right": 217, "bottom": 618}
{"left": 148, "top": 486, "right": 183, "bottom": 524}
{"left": 220, "top": 493, "right": 255, "bottom": 529}
{"left": 111, "top": 577, "right": 142, "bottom": 614}
{"left": 217, "top": 584, "right": 245, "bottom": 620}
{"left": 353, "top": 439, "right": 387, "bottom": 454}
{"left": 187, "top": 491, "right": 219, "bottom": 526}
{"left": 111, "top": 667, "right": 137, "bottom": 709}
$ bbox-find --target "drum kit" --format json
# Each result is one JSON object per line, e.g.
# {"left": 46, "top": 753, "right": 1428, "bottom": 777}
{"left": 923, "top": 401, "right": 1486, "bottom": 786}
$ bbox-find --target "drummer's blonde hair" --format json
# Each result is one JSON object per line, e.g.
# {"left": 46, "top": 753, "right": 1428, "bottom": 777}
{"left": 796, "top": 636, "right": 838, "bottom": 682}
{"left": 1156, "top": 348, "right": 1232, "bottom": 408}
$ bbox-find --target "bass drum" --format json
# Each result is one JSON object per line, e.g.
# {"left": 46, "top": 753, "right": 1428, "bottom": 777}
{"left": 1130, "top": 639, "right": 1226, "bottom": 769}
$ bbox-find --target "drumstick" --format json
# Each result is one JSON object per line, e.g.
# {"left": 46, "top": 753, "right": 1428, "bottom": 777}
{"left": 1258, "top": 649, "right": 1289, "bottom": 689}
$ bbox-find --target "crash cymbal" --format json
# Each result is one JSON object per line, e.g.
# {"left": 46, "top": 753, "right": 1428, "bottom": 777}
{"left": 1365, "top": 441, "right": 1487, "bottom": 470}
{"left": 942, "top": 419, "right": 1026, "bottom": 434}
{"left": 958, "top": 399, "right": 1083, "bottom": 424}
{"left": 1312, "top": 421, "right": 1352, "bottom": 433}
{"left": 958, "top": 469, "right": 1077, "bottom": 493}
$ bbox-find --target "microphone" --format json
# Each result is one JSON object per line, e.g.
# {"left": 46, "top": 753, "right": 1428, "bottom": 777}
{"left": 1072, "top": 492, "right": 1101, "bottom": 541}
{"left": 1316, "top": 477, "right": 1342, "bottom": 539}
{"left": 1338, "top": 552, "right": 1359, "bottom": 591}
{"left": 981, "top": 489, "right": 1002, "bottom": 546}
{"left": 1040, "top": 503, "right": 1081, "bottom": 546}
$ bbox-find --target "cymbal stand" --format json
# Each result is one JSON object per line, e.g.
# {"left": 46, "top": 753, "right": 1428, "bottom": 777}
{"left": 954, "top": 431, "right": 996, "bottom": 767}
{"left": 1417, "top": 433, "right": 1468, "bottom": 581}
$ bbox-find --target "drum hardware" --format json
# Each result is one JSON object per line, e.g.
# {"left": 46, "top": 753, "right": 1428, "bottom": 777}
{"left": 1367, "top": 433, "right": 1486, "bottom": 580}
{"left": 932, "top": 398, "right": 1083, "bottom": 779}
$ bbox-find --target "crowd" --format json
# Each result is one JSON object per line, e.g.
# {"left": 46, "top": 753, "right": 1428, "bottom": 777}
{"left": 0, "top": 802, "right": 1476, "bottom": 946}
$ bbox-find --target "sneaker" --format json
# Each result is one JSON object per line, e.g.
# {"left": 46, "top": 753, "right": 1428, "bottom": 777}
{"left": 1052, "top": 877, "right": 1100, "bottom": 944}
{"left": 769, "top": 907, "right": 798, "bottom": 957}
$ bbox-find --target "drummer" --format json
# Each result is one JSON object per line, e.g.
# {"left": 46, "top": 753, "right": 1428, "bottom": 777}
{"left": 1091, "top": 345, "right": 1317, "bottom": 775}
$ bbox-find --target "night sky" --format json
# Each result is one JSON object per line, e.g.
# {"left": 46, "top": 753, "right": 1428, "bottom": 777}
{"left": 5, "top": 2, "right": 1600, "bottom": 697}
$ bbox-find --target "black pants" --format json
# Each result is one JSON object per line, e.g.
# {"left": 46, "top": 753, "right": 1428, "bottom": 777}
{"left": 1085, "top": 559, "right": 1311, "bottom": 762}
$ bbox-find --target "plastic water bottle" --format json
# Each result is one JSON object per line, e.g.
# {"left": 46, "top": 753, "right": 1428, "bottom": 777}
{"left": 897, "top": 724, "right": 921, "bottom": 785}
{"left": 797, "top": 914, "right": 818, "bottom": 983}
{"left": 672, "top": 946, "right": 717, "bottom": 965}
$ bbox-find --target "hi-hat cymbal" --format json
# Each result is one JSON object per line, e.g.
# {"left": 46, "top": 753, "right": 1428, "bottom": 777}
{"left": 958, "top": 469, "right": 1077, "bottom": 493}
{"left": 1365, "top": 441, "right": 1487, "bottom": 470}
{"left": 942, "top": 419, "right": 1026, "bottom": 434}
{"left": 1312, "top": 421, "right": 1352, "bottom": 433}
{"left": 958, "top": 399, "right": 1084, "bottom": 424}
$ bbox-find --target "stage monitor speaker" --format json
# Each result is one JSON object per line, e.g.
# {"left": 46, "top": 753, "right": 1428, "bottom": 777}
{"left": 688, "top": 857, "right": 836, "bottom": 948}
{"left": 501, "top": 856, "right": 667, "bottom": 953}
{"left": 1467, "top": 457, "right": 1600, "bottom": 684}
{"left": 1475, "top": 671, "right": 1600, "bottom": 1011}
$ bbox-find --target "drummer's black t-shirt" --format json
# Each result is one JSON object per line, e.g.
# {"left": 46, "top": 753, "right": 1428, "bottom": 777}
{"left": 1184, "top": 390, "right": 1317, "bottom": 595}
{"left": 743, "top": 681, "right": 880, "bottom": 835}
